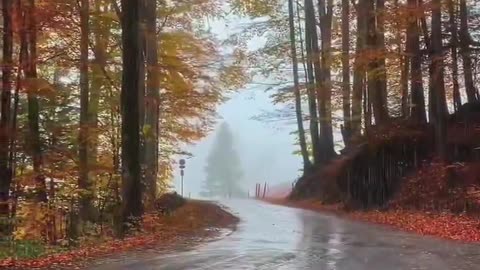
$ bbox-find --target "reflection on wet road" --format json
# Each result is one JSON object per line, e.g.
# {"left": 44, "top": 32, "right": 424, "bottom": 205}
{"left": 89, "top": 200, "right": 480, "bottom": 270}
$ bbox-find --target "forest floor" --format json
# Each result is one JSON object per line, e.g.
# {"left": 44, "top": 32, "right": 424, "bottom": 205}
{"left": 264, "top": 198, "right": 480, "bottom": 243}
{"left": 0, "top": 200, "right": 239, "bottom": 269}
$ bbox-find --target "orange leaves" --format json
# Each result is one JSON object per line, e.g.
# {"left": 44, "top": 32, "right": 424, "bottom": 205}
{"left": 0, "top": 201, "right": 239, "bottom": 269}
{"left": 390, "top": 162, "right": 480, "bottom": 213}
{"left": 269, "top": 199, "right": 480, "bottom": 243}
{"left": 349, "top": 210, "right": 480, "bottom": 242}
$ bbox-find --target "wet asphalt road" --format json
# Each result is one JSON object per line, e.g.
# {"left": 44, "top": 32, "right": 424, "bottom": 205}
{"left": 88, "top": 200, "right": 480, "bottom": 270}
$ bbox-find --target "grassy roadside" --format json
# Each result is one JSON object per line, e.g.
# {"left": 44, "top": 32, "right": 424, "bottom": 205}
{"left": 0, "top": 200, "right": 239, "bottom": 269}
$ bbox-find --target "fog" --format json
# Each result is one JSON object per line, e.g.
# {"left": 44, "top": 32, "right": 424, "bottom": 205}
{"left": 169, "top": 13, "right": 303, "bottom": 197}
{"left": 173, "top": 89, "right": 302, "bottom": 198}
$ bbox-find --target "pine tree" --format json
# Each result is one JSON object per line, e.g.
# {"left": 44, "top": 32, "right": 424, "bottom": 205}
{"left": 201, "top": 122, "right": 244, "bottom": 198}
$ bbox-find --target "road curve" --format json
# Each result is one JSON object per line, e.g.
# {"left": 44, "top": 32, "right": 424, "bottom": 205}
{"left": 88, "top": 200, "right": 480, "bottom": 270}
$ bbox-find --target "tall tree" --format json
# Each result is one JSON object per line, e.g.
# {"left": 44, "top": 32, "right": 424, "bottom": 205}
{"left": 305, "top": 0, "right": 335, "bottom": 163}
{"left": 431, "top": 0, "right": 448, "bottom": 160}
{"left": 78, "top": 0, "right": 94, "bottom": 222}
{"left": 375, "top": 0, "right": 388, "bottom": 117}
{"left": 366, "top": 0, "right": 388, "bottom": 125}
{"left": 89, "top": 0, "right": 110, "bottom": 197}
{"left": 201, "top": 123, "right": 244, "bottom": 198}
{"left": 352, "top": 0, "right": 366, "bottom": 135}
{"left": 318, "top": 0, "right": 335, "bottom": 159}
{"left": 407, "top": 0, "right": 426, "bottom": 122}
{"left": 289, "top": 0, "right": 311, "bottom": 171}
{"left": 448, "top": 0, "right": 461, "bottom": 111}
{"left": 341, "top": 0, "right": 352, "bottom": 142}
{"left": 120, "top": 0, "right": 143, "bottom": 232}
{"left": 26, "top": 0, "right": 46, "bottom": 202}
{"left": 395, "top": 0, "right": 409, "bottom": 118}
{"left": 143, "top": 0, "right": 160, "bottom": 207}
{"left": 0, "top": 0, "right": 13, "bottom": 218}
{"left": 459, "top": 0, "right": 478, "bottom": 103}
{"left": 304, "top": 0, "right": 321, "bottom": 165}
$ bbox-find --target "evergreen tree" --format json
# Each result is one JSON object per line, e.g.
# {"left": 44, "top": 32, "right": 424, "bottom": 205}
{"left": 201, "top": 122, "right": 244, "bottom": 198}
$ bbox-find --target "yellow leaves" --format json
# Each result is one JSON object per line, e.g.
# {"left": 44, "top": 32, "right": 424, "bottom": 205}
{"left": 219, "top": 64, "right": 249, "bottom": 90}
{"left": 160, "top": 31, "right": 218, "bottom": 66}
{"left": 14, "top": 203, "right": 50, "bottom": 241}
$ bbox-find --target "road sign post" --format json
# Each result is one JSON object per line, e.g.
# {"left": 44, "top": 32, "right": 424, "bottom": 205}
{"left": 179, "top": 159, "right": 186, "bottom": 196}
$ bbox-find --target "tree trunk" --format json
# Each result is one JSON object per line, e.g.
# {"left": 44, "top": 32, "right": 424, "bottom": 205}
{"left": 144, "top": 0, "right": 160, "bottom": 206}
{"left": 394, "top": 0, "right": 409, "bottom": 118}
{"left": 352, "top": 0, "right": 366, "bottom": 135}
{"left": 120, "top": 0, "right": 143, "bottom": 233}
{"left": 78, "top": 0, "right": 94, "bottom": 222}
{"left": 304, "top": 0, "right": 321, "bottom": 165}
{"left": 10, "top": 0, "right": 27, "bottom": 205}
{"left": 341, "top": 0, "right": 351, "bottom": 143}
{"left": 448, "top": 0, "right": 461, "bottom": 111}
{"left": 26, "top": 0, "right": 46, "bottom": 203}
{"left": 418, "top": 0, "right": 440, "bottom": 123}
{"left": 400, "top": 53, "right": 409, "bottom": 118}
{"left": 459, "top": 0, "right": 477, "bottom": 103}
{"left": 89, "top": 0, "right": 110, "bottom": 205}
{"left": 407, "top": 0, "right": 426, "bottom": 122}
{"left": 366, "top": 0, "right": 388, "bottom": 125}
{"left": 0, "top": 0, "right": 13, "bottom": 221}
{"left": 431, "top": 0, "right": 448, "bottom": 160}
{"left": 318, "top": 0, "right": 335, "bottom": 160}
{"left": 375, "top": 0, "right": 388, "bottom": 117}
{"left": 138, "top": 0, "right": 146, "bottom": 195}
{"left": 289, "top": 0, "right": 311, "bottom": 172}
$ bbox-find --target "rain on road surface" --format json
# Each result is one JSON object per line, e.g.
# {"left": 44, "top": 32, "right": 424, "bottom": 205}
{"left": 88, "top": 200, "right": 480, "bottom": 270}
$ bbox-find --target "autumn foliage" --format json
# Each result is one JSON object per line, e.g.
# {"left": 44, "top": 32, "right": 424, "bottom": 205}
{"left": 0, "top": 200, "right": 239, "bottom": 269}
{"left": 0, "top": 0, "right": 249, "bottom": 264}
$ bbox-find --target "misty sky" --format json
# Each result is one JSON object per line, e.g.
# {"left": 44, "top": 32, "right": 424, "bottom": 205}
{"left": 173, "top": 14, "right": 302, "bottom": 197}
{"left": 173, "top": 89, "right": 302, "bottom": 197}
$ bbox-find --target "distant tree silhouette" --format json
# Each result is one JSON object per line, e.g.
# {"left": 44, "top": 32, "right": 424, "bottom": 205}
{"left": 201, "top": 122, "right": 244, "bottom": 198}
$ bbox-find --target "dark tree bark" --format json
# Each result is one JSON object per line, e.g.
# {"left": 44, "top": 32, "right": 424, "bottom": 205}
{"left": 364, "top": 78, "right": 372, "bottom": 129}
{"left": 144, "top": 0, "right": 160, "bottom": 206}
{"left": 448, "top": 0, "right": 461, "bottom": 111}
{"left": 393, "top": 0, "right": 409, "bottom": 118}
{"left": 10, "top": 0, "right": 27, "bottom": 196}
{"left": 289, "top": 0, "right": 311, "bottom": 172}
{"left": 418, "top": 0, "right": 438, "bottom": 123}
{"left": 318, "top": 0, "right": 336, "bottom": 159}
{"left": 304, "top": 0, "right": 321, "bottom": 165}
{"left": 400, "top": 53, "right": 409, "bottom": 118}
{"left": 138, "top": 0, "right": 146, "bottom": 194}
{"left": 78, "top": 0, "right": 94, "bottom": 222}
{"left": 352, "top": 0, "right": 366, "bottom": 135}
{"left": 341, "top": 0, "right": 352, "bottom": 143}
{"left": 431, "top": 0, "right": 448, "bottom": 160}
{"left": 375, "top": 0, "right": 388, "bottom": 116}
{"left": 26, "top": 0, "right": 46, "bottom": 202}
{"left": 0, "top": 0, "right": 13, "bottom": 219}
{"left": 366, "top": 0, "right": 388, "bottom": 125}
{"left": 305, "top": 0, "right": 335, "bottom": 164}
{"left": 459, "top": 0, "right": 478, "bottom": 102}
{"left": 120, "top": 0, "right": 143, "bottom": 233}
{"left": 406, "top": 0, "right": 426, "bottom": 122}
